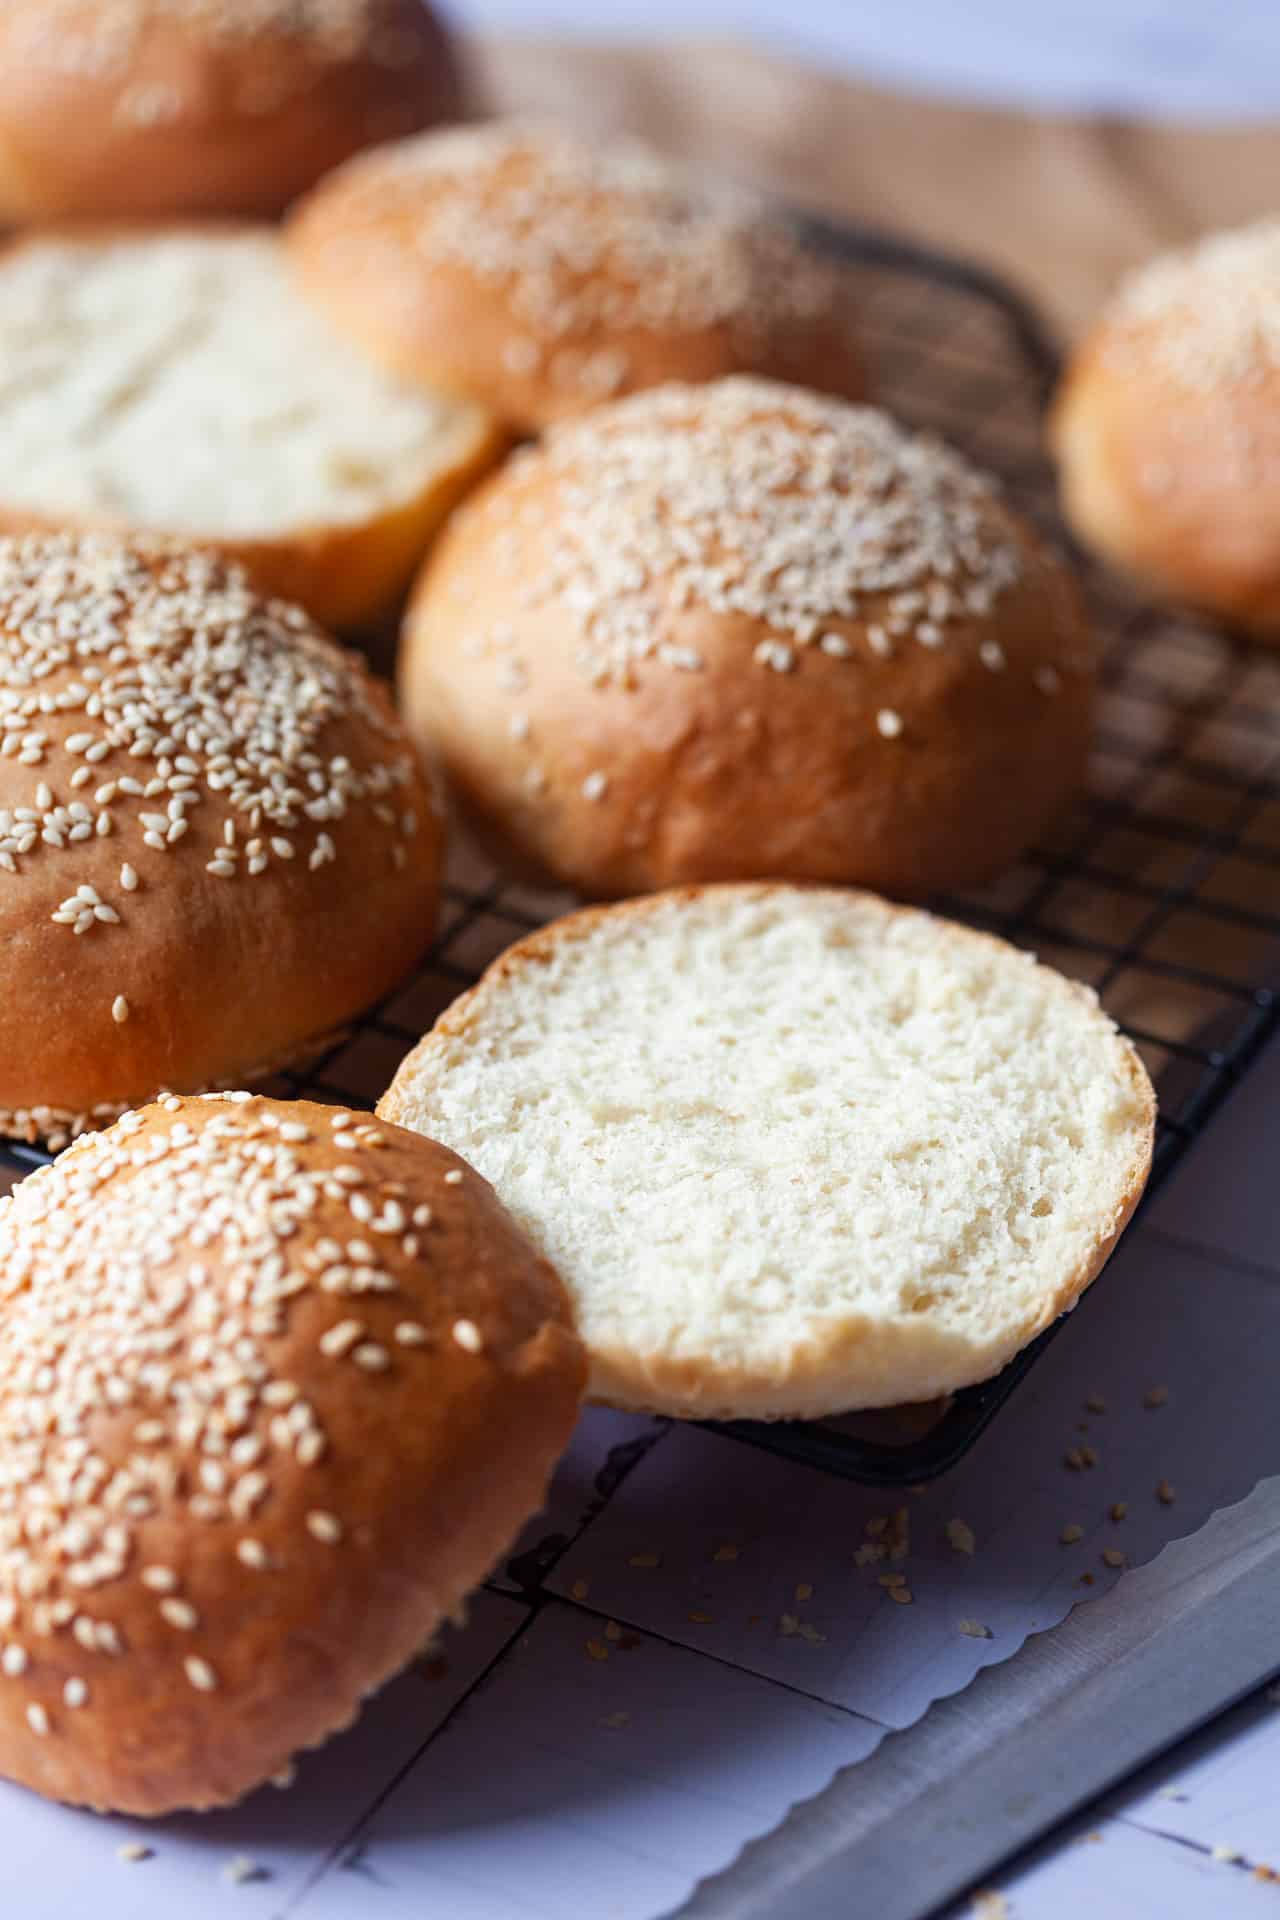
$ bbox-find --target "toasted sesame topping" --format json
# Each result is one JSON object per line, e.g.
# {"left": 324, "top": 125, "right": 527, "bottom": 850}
{"left": 0, "top": 1097, "right": 459, "bottom": 1721}
{"left": 876, "top": 708, "right": 904, "bottom": 740}
{"left": 1108, "top": 220, "right": 1280, "bottom": 391}
{"left": 451, "top": 1318, "right": 482, "bottom": 1353}
{"left": 22, "top": 0, "right": 421, "bottom": 84}
{"left": 463, "top": 381, "right": 1025, "bottom": 694}
{"left": 1101, "top": 1548, "right": 1126, "bottom": 1569}
{"left": 26, "top": 1702, "right": 49, "bottom": 1736}
{"left": 394, "top": 1321, "right": 428, "bottom": 1346}
{"left": 581, "top": 770, "right": 609, "bottom": 803}
{"left": 443, "top": 1169, "right": 464, "bottom": 1186}
{"left": 111, "top": 995, "right": 130, "bottom": 1024}
{"left": 0, "top": 535, "right": 419, "bottom": 1026}
{"left": 117, "top": 1844, "right": 153, "bottom": 1863}
{"left": 318, "top": 124, "right": 846, "bottom": 394}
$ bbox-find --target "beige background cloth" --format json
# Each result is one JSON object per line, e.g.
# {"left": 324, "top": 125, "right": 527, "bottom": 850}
{"left": 474, "top": 32, "right": 1280, "bottom": 339}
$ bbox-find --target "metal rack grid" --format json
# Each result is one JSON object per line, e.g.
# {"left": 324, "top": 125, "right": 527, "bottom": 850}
{"left": 4, "top": 218, "right": 1279, "bottom": 1485}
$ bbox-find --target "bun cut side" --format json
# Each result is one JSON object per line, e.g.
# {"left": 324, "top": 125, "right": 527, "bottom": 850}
{"left": 381, "top": 885, "right": 1155, "bottom": 1422}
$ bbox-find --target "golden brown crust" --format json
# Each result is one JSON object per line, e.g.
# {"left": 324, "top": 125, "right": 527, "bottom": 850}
{"left": 0, "top": 1094, "right": 585, "bottom": 1813}
{"left": 0, "top": 0, "right": 462, "bottom": 223}
{"left": 398, "top": 381, "right": 1094, "bottom": 902}
{"left": 0, "top": 224, "right": 507, "bottom": 635}
{"left": 286, "top": 123, "right": 865, "bottom": 431}
{"left": 380, "top": 883, "right": 1156, "bottom": 1419}
{"left": 1052, "top": 331, "right": 1280, "bottom": 637}
{"left": 0, "top": 534, "right": 443, "bottom": 1144}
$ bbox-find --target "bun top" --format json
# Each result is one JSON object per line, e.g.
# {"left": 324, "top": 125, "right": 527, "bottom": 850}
{"left": 0, "top": 1093, "right": 584, "bottom": 1813}
{"left": 0, "top": 0, "right": 461, "bottom": 222}
{"left": 432, "top": 377, "right": 1069, "bottom": 689}
{"left": 0, "top": 533, "right": 439, "bottom": 1142}
{"left": 1097, "top": 218, "right": 1280, "bottom": 393}
{"left": 287, "top": 124, "right": 863, "bottom": 428}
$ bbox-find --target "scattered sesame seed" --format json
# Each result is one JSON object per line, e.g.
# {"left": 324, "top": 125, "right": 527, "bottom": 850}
{"left": 1211, "top": 1845, "right": 1242, "bottom": 1864}
{"left": 141, "top": 1566, "right": 179, "bottom": 1594}
{"left": 119, "top": 864, "right": 138, "bottom": 892}
{"left": 1102, "top": 1549, "right": 1126, "bottom": 1569}
{"left": 958, "top": 1619, "right": 992, "bottom": 1639}
{"left": 887, "top": 1586, "right": 913, "bottom": 1605}
{"left": 306, "top": 1511, "right": 343, "bottom": 1545}
{"left": 945, "top": 1518, "right": 976, "bottom": 1556}
{"left": 352, "top": 1342, "right": 390, "bottom": 1371}
{"left": 63, "top": 1677, "right": 88, "bottom": 1709}
{"left": 443, "top": 1169, "right": 464, "bottom": 1186}
{"left": 876, "top": 708, "right": 904, "bottom": 740}
{"left": 223, "top": 1856, "right": 268, "bottom": 1885}
{"left": 26, "top": 1702, "right": 49, "bottom": 1736}
{"left": 111, "top": 995, "right": 130, "bottom": 1024}
{"left": 236, "top": 1539, "right": 270, "bottom": 1570}
{"left": 581, "top": 770, "right": 609, "bottom": 803}
{"left": 451, "top": 1318, "right": 482, "bottom": 1353}
{"left": 117, "top": 1844, "right": 153, "bottom": 1863}
{"left": 1110, "top": 1503, "right": 1128, "bottom": 1523}
{"left": 184, "top": 1656, "right": 218, "bottom": 1692}
{"left": 159, "top": 1598, "right": 199, "bottom": 1631}
{"left": 319, "top": 1318, "right": 365, "bottom": 1357}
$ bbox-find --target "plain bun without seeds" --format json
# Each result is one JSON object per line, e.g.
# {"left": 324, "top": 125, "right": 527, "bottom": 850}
{"left": 0, "top": 532, "right": 443, "bottom": 1150}
{"left": 398, "top": 378, "right": 1094, "bottom": 901}
{"left": 286, "top": 122, "right": 866, "bottom": 431}
{"left": 0, "top": 1093, "right": 585, "bottom": 1813}
{"left": 381, "top": 884, "right": 1155, "bottom": 1422}
{"left": 0, "top": 0, "right": 462, "bottom": 223}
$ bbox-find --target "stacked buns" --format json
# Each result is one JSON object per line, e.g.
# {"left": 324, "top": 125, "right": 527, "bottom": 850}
{"left": 1053, "top": 218, "right": 1280, "bottom": 638}
{"left": 0, "top": 228, "right": 503, "bottom": 632}
{"left": 287, "top": 122, "right": 866, "bottom": 430}
{"left": 0, "top": 532, "right": 442, "bottom": 1150}
{"left": 0, "top": 0, "right": 462, "bottom": 222}
{"left": 398, "top": 377, "right": 1093, "bottom": 901}
{"left": 0, "top": 1094, "right": 583, "bottom": 1812}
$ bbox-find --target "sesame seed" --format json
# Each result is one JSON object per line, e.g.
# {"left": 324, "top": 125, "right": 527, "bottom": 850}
{"left": 236, "top": 1539, "right": 270, "bottom": 1570}
{"left": 1109, "top": 1502, "right": 1128, "bottom": 1523}
{"left": 306, "top": 1511, "right": 342, "bottom": 1544}
{"left": 1102, "top": 1549, "right": 1126, "bottom": 1569}
{"left": 141, "top": 1566, "right": 178, "bottom": 1594}
{"left": 958, "top": 1619, "right": 992, "bottom": 1639}
{"left": 63, "top": 1677, "right": 88, "bottom": 1709}
{"left": 945, "top": 1518, "right": 976, "bottom": 1556}
{"left": 1060, "top": 1524, "right": 1085, "bottom": 1545}
{"left": 111, "top": 996, "right": 130, "bottom": 1024}
{"left": 443, "top": 1169, "right": 464, "bottom": 1186}
{"left": 1156, "top": 1479, "right": 1176, "bottom": 1505}
{"left": 352, "top": 1342, "right": 389, "bottom": 1371}
{"left": 184, "top": 1656, "right": 218, "bottom": 1692}
{"left": 394, "top": 1322, "right": 429, "bottom": 1346}
{"left": 117, "top": 1844, "right": 153, "bottom": 1863}
{"left": 319, "top": 1318, "right": 364, "bottom": 1357}
{"left": 2, "top": 1644, "right": 28, "bottom": 1676}
{"left": 223, "top": 1857, "right": 267, "bottom": 1885}
{"left": 26, "top": 1703, "right": 49, "bottom": 1736}
{"left": 876, "top": 708, "right": 904, "bottom": 739}
{"left": 451, "top": 1319, "right": 482, "bottom": 1353}
{"left": 581, "top": 770, "right": 609, "bottom": 803}
{"left": 159, "top": 1598, "right": 199, "bottom": 1630}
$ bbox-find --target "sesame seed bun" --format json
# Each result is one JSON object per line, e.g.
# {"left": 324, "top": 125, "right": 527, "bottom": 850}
{"left": 0, "top": 533, "right": 443, "bottom": 1150}
{"left": 0, "top": 227, "right": 505, "bottom": 635}
{"left": 0, "top": 1093, "right": 584, "bottom": 1813}
{"left": 285, "top": 122, "right": 865, "bottom": 432}
{"left": 1052, "top": 219, "right": 1280, "bottom": 638}
{"left": 397, "top": 378, "right": 1094, "bottom": 902}
{"left": 0, "top": 0, "right": 463, "bottom": 224}
{"left": 380, "top": 884, "right": 1154, "bottom": 1421}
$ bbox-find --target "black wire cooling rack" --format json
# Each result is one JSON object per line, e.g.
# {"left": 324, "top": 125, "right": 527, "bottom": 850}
{"left": 4, "top": 217, "right": 1279, "bottom": 1485}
